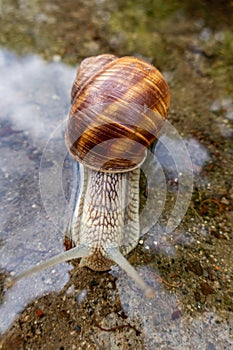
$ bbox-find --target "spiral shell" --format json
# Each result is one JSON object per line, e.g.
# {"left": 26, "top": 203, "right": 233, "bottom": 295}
{"left": 65, "top": 54, "right": 170, "bottom": 172}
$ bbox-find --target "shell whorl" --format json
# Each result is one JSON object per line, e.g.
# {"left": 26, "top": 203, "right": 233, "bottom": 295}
{"left": 65, "top": 54, "right": 170, "bottom": 172}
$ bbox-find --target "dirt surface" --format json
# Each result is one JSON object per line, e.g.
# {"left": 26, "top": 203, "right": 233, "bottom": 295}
{"left": 0, "top": 0, "right": 233, "bottom": 349}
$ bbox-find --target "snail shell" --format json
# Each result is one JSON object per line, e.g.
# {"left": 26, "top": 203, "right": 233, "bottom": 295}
{"left": 65, "top": 54, "right": 170, "bottom": 172}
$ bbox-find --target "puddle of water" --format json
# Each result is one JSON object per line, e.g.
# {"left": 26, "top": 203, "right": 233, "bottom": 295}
{"left": 0, "top": 49, "right": 76, "bottom": 333}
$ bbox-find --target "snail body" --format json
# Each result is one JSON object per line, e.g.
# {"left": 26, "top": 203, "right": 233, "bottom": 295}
{"left": 8, "top": 55, "right": 169, "bottom": 297}
{"left": 69, "top": 163, "right": 141, "bottom": 271}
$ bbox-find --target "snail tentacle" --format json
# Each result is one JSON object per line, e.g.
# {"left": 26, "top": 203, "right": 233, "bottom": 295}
{"left": 6, "top": 244, "right": 90, "bottom": 287}
{"left": 105, "top": 243, "right": 155, "bottom": 298}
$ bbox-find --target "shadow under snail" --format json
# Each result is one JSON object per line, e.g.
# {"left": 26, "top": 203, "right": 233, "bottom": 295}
{"left": 7, "top": 54, "right": 170, "bottom": 297}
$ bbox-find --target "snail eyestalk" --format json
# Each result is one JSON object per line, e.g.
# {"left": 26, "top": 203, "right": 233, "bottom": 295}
{"left": 106, "top": 244, "right": 155, "bottom": 298}
{"left": 6, "top": 244, "right": 90, "bottom": 288}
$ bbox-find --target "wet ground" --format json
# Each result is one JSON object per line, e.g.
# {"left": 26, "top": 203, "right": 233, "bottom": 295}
{"left": 0, "top": 0, "right": 233, "bottom": 349}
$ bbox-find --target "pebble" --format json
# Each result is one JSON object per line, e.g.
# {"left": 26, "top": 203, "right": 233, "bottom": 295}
{"left": 75, "top": 289, "right": 87, "bottom": 304}
{"left": 52, "top": 55, "right": 61, "bottom": 62}
{"left": 200, "top": 282, "right": 215, "bottom": 295}
{"left": 220, "top": 197, "right": 230, "bottom": 205}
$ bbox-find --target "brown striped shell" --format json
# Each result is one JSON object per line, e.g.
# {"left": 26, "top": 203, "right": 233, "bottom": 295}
{"left": 65, "top": 54, "right": 170, "bottom": 172}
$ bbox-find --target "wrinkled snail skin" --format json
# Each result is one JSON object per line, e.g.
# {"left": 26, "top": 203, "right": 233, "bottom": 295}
{"left": 69, "top": 162, "right": 141, "bottom": 271}
{"left": 7, "top": 55, "right": 169, "bottom": 298}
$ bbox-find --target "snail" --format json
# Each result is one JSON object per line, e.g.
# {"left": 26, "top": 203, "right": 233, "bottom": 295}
{"left": 7, "top": 54, "right": 170, "bottom": 297}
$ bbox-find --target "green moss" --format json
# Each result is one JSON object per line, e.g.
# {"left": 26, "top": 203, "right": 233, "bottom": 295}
{"left": 213, "top": 30, "right": 233, "bottom": 94}
{"left": 108, "top": 0, "right": 180, "bottom": 63}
